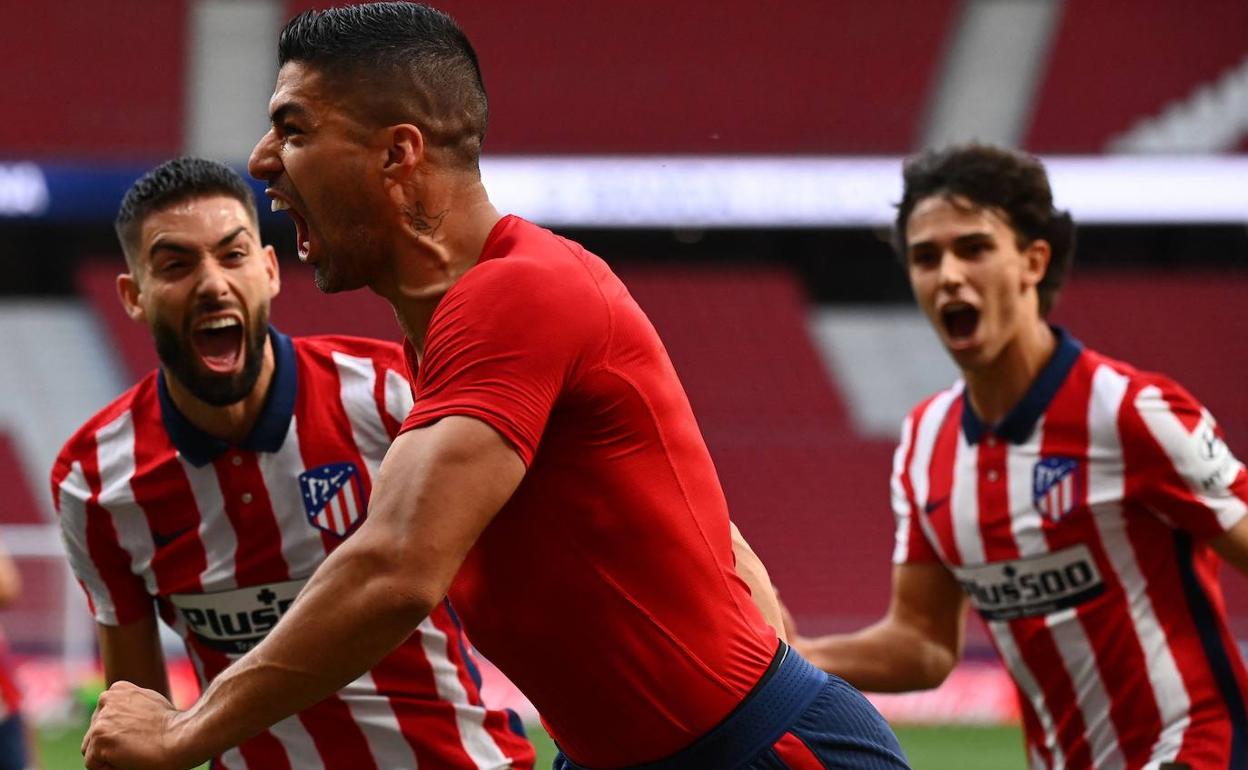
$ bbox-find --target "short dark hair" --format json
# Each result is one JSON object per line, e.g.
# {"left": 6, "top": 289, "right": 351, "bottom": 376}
{"left": 894, "top": 144, "right": 1076, "bottom": 317}
{"left": 278, "top": 2, "right": 488, "bottom": 168}
{"left": 115, "top": 157, "right": 257, "bottom": 268}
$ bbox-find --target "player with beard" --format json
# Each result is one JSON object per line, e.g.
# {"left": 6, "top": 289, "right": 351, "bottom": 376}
{"left": 790, "top": 144, "right": 1248, "bottom": 770}
{"left": 79, "top": 4, "right": 908, "bottom": 770}
{"left": 53, "top": 157, "right": 535, "bottom": 770}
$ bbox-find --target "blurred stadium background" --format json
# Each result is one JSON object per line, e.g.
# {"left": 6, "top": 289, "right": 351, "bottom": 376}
{"left": 3, "top": 0, "right": 1247, "bottom": 767}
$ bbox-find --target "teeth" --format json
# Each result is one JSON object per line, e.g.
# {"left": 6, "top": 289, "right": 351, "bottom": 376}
{"left": 196, "top": 317, "right": 241, "bottom": 331}
{"left": 271, "top": 198, "right": 290, "bottom": 212}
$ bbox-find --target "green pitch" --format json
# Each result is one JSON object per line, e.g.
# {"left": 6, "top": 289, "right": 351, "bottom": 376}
{"left": 39, "top": 720, "right": 1026, "bottom": 769}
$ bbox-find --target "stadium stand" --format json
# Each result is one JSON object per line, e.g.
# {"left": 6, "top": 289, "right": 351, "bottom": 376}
{"left": 1026, "top": 0, "right": 1248, "bottom": 152}
{"left": 0, "top": 1, "right": 186, "bottom": 158}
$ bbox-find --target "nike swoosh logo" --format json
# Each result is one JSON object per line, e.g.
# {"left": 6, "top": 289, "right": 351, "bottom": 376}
{"left": 152, "top": 525, "right": 195, "bottom": 548}
{"left": 924, "top": 496, "right": 949, "bottom": 514}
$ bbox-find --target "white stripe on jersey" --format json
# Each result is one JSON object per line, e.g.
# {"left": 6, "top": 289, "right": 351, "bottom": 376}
{"left": 907, "top": 387, "right": 960, "bottom": 513}
{"left": 974, "top": 421, "right": 1070, "bottom": 768}
{"left": 1135, "top": 385, "right": 1248, "bottom": 531}
{"left": 257, "top": 414, "right": 326, "bottom": 577}
{"left": 1015, "top": 417, "right": 1123, "bottom": 770}
{"left": 333, "top": 351, "right": 391, "bottom": 481}
{"left": 1088, "top": 367, "right": 1189, "bottom": 764}
{"left": 890, "top": 414, "right": 917, "bottom": 562}
{"left": 94, "top": 412, "right": 160, "bottom": 597}
{"left": 1006, "top": 419, "right": 1048, "bottom": 558}
{"left": 950, "top": 431, "right": 982, "bottom": 565}
{"left": 418, "top": 618, "right": 511, "bottom": 770}
{"left": 385, "top": 367, "right": 415, "bottom": 426}
{"left": 340, "top": 672, "right": 421, "bottom": 768}
{"left": 56, "top": 460, "right": 119, "bottom": 623}
{"left": 991, "top": 624, "right": 1064, "bottom": 769}
{"left": 268, "top": 714, "right": 327, "bottom": 770}
{"left": 180, "top": 454, "right": 238, "bottom": 592}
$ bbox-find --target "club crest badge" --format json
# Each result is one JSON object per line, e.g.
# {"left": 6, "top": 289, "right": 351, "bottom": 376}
{"left": 1032, "top": 456, "right": 1082, "bottom": 524}
{"left": 299, "top": 462, "right": 366, "bottom": 537}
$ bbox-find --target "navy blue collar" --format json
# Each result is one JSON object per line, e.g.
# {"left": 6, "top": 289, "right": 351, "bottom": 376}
{"left": 158, "top": 327, "right": 297, "bottom": 467}
{"left": 961, "top": 326, "right": 1083, "bottom": 445}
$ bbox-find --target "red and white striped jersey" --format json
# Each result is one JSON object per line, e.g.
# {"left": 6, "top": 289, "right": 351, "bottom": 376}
{"left": 893, "top": 329, "right": 1248, "bottom": 770}
{"left": 53, "top": 330, "right": 534, "bottom": 770}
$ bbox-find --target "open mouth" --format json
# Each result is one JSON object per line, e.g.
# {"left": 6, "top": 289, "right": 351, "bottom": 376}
{"left": 271, "top": 197, "right": 312, "bottom": 262}
{"left": 191, "top": 317, "right": 244, "bottom": 373}
{"left": 940, "top": 303, "right": 980, "bottom": 342}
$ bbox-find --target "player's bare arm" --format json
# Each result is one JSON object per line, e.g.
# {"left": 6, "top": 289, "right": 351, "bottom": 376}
{"left": 1210, "top": 516, "right": 1248, "bottom": 575}
{"left": 794, "top": 561, "right": 968, "bottom": 692}
{"left": 729, "top": 522, "right": 788, "bottom": 643}
{"left": 98, "top": 614, "right": 171, "bottom": 698}
{"left": 82, "top": 415, "right": 526, "bottom": 770}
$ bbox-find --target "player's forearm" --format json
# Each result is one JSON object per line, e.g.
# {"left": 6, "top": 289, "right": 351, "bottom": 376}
{"left": 168, "top": 528, "right": 436, "bottom": 764}
{"left": 795, "top": 620, "right": 959, "bottom": 692}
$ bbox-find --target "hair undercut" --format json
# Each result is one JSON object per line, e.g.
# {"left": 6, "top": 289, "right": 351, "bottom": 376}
{"left": 115, "top": 157, "right": 258, "bottom": 270}
{"left": 894, "top": 144, "right": 1076, "bottom": 317}
{"left": 277, "top": 2, "right": 489, "bottom": 169}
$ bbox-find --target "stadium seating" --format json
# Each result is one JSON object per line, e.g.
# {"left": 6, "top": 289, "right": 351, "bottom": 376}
{"left": 1026, "top": 1, "right": 1248, "bottom": 151}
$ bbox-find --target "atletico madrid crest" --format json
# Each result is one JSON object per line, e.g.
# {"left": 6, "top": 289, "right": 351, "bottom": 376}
{"left": 299, "top": 462, "right": 366, "bottom": 537}
{"left": 1033, "top": 456, "right": 1082, "bottom": 524}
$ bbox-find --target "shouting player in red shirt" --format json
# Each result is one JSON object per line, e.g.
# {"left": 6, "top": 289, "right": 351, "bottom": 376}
{"left": 81, "top": 4, "right": 908, "bottom": 770}
{"left": 792, "top": 144, "right": 1248, "bottom": 770}
{"left": 57, "top": 157, "right": 535, "bottom": 769}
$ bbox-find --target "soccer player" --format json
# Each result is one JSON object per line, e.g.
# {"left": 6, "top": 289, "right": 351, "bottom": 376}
{"left": 791, "top": 144, "right": 1248, "bottom": 769}
{"left": 0, "top": 539, "right": 36, "bottom": 770}
{"left": 80, "top": 4, "right": 909, "bottom": 770}
{"left": 55, "top": 157, "right": 536, "bottom": 769}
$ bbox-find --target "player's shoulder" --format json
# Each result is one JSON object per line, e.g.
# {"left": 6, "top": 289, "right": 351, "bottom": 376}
{"left": 903, "top": 381, "right": 965, "bottom": 428}
{"left": 1080, "top": 346, "right": 1204, "bottom": 417}
{"left": 291, "top": 334, "right": 406, "bottom": 367}
{"left": 54, "top": 373, "right": 157, "bottom": 478}
{"left": 463, "top": 218, "right": 604, "bottom": 299}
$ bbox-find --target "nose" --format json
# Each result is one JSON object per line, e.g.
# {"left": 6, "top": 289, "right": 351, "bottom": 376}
{"left": 248, "top": 128, "right": 280, "bottom": 182}
{"left": 195, "top": 256, "right": 232, "bottom": 304}
{"left": 936, "top": 251, "right": 964, "bottom": 290}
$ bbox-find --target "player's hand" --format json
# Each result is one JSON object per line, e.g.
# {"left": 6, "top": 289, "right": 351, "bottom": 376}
{"left": 82, "top": 681, "right": 196, "bottom": 770}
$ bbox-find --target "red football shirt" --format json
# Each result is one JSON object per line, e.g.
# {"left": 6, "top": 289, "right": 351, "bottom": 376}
{"left": 401, "top": 216, "right": 777, "bottom": 767}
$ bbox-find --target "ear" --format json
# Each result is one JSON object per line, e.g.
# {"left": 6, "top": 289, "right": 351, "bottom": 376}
{"left": 116, "top": 272, "right": 145, "bottom": 323}
{"left": 381, "top": 123, "right": 425, "bottom": 181}
{"left": 1021, "top": 239, "right": 1051, "bottom": 290}
{"left": 263, "top": 244, "right": 281, "bottom": 299}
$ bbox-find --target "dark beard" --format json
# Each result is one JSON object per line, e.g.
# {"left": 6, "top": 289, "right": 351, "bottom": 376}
{"left": 154, "top": 310, "right": 270, "bottom": 407}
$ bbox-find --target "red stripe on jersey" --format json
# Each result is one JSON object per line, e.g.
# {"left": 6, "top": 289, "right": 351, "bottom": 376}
{"left": 1048, "top": 361, "right": 1160, "bottom": 765}
{"left": 924, "top": 400, "right": 963, "bottom": 562}
{"left": 129, "top": 392, "right": 209, "bottom": 596}
{"left": 370, "top": 638, "right": 479, "bottom": 769}
{"left": 978, "top": 435, "right": 1093, "bottom": 769}
{"left": 236, "top": 730, "right": 293, "bottom": 770}
{"left": 215, "top": 452, "right": 288, "bottom": 585}
{"left": 1016, "top": 693, "right": 1053, "bottom": 770}
{"left": 897, "top": 395, "right": 939, "bottom": 561}
{"left": 297, "top": 696, "right": 379, "bottom": 769}
{"left": 78, "top": 430, "right": 151, "bottom": 623}
{"left": 772, "top": 731, "right": 823, "bottom": 770}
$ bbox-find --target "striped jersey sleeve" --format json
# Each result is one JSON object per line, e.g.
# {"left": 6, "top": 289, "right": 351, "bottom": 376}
{"left": 1122, "top": 373, "right": 1248, "bottom": 540}
{"left": 52, "top": 392, "right": 154, "bottom": 626}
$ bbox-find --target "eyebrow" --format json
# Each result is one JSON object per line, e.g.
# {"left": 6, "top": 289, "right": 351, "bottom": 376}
{"left": 149, "top": 226, "right": 249, "bottom": 257}
{"left": 270, "top": 101, "right": 310, "bottom": 127}
{"left": 908, "top": 231, "right": 995, "bottom": 253}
